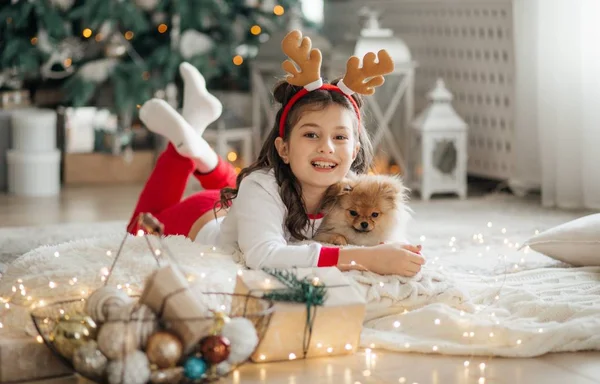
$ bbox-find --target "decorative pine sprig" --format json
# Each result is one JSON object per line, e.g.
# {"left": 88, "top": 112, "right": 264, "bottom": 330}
{"left": 261, "top": 268, "right": 327, "bottom": 306}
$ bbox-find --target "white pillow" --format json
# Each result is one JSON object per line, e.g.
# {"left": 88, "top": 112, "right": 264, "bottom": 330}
{"left": 523, "top": 213, "right": 600, "bottom": 266}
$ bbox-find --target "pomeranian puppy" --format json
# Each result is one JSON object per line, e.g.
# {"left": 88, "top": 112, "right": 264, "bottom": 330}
{"left": 313, "top": 174, "right": 411, "bottom": 246}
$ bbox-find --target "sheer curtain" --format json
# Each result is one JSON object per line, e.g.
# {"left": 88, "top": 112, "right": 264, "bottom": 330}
{"left": 513, "top": 0, "right": 600, "bottom": 209}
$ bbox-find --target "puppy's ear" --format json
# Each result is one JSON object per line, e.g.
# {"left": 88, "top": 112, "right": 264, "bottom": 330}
{"left": 320, "top": 179, "right": 353, "bottom": 211}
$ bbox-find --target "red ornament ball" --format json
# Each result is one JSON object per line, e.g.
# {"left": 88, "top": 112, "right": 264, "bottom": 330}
{"left": 198, "top": 335, "right": 231, "bottom": 364}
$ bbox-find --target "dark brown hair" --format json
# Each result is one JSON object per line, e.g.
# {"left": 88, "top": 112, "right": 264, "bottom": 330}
{"left": 219, "top": 79, "right": 374, "bottom": 240}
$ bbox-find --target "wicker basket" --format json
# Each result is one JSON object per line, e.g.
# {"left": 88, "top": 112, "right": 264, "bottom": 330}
{"left": 31, "top": 292, "right": 273, "bottom": 383}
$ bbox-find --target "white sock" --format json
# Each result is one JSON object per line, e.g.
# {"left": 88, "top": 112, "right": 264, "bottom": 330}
{"left": 139, "top": 99, "right": 219, "bottom": 173}
{"left": 179, "top": 62, "right": 223, "bottom": 136}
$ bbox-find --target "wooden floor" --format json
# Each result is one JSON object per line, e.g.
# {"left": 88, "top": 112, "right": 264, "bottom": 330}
{"left": 1, "top": 185, "right": 599, "bottom": 384}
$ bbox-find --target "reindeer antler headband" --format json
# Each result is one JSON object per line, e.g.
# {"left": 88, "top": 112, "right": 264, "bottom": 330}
{"left": 279, "top": 30, "right": 395, "bottom": 137}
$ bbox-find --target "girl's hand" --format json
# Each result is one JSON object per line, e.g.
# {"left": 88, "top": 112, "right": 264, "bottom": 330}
{"left": 368, "top": 243, "right": 425, "bottom": 276}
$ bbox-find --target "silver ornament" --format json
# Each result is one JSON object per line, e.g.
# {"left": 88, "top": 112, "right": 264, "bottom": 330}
{"left": 73, "top": 341, "right": 108, "bottom": 379}
{"left": 134, "top": 0, "right": 160, "bottom": 11}
{"left": 104, "top": 34, "right": 128, "bottom": 58}
{"left": 108, "top": 302, "right": 159, "bottom": 349}
{"left": 85, "top": 286, "right": 132, "bottom": 323}
{"left": 97, "top": 322, "right": 138, "bottom": 360}
{"left": 150, "top": 366, "right": 184, "bottom": 384}
{"left": 106, "top": 350, "right": 150, "bottom": 384}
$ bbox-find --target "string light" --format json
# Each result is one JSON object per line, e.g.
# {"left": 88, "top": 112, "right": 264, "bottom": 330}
{"left": 393, "top": 321, "right": 401, "bottom": 328}
{"left": 30, "top": 37, "right": 37, "bottom": 45}
{"left": 54, "top": 251, "right": 60, "bottom": 258}
{"left": 288, "top": 353, "right": 296, "bottom": 360}
{"left": 158, "top": 23, "right": 168, "bottom": 33}
{"left": 82, "top": 28, "right": 92, "bottom": 38}
{"left": 227, "top": 151, "right": 238, "bottom": 162}
{"left": 464, "top": 360, "right": 470, "bottom": 367}
{"left": 250, "top": 25, "right": 262, "bottom": 35}
{"left": 124, "top": 31, "right": 134, "bottom": 40}
{"left": 273, "top": 5, "right": 285, "bottom": 15}
{"left": 233, "top": 55, "right": 244, "bottom": 65}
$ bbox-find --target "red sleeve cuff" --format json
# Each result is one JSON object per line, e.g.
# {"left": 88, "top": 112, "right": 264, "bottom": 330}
{"left": 317, "top": 246, "right": 340, "bottom": 267}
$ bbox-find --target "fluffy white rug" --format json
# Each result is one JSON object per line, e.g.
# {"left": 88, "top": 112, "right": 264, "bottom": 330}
{"left": 1, "top": 225, "right": 599, "bottom": 358}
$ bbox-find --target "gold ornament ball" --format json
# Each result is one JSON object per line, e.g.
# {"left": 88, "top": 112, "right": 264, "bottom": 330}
{"left": 50, "top": 314, "right": 98, "bottom": 360}
{"left": 145, "top": 332, "right": 183, "bottom": 369}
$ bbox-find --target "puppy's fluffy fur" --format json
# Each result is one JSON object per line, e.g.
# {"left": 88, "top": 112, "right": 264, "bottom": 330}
{"left": 313, "top": 174, "right": 411, "bottom": 246}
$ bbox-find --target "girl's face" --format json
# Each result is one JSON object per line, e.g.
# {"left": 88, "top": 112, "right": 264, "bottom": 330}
{"left": 275, "top": 104, "right": 360, "bottom": 192}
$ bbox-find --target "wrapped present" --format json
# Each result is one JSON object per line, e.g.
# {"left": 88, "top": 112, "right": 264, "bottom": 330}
{"left": 233, "top": 267, "right": 366, "bottom": 363}
{"left": 139, "top": 265, "right": 212, "bottom": 354}
{"left": 0, "top": 328, "right": 71, "bottom": 382}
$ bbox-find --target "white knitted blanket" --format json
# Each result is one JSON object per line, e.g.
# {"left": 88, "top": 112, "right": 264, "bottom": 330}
{"left": 1, "top": 234, "right": 599, "bottom": 357}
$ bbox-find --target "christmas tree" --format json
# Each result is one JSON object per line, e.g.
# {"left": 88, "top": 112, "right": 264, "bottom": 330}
{"left": 0, "top": 0, "right": 299, "bottom": 118}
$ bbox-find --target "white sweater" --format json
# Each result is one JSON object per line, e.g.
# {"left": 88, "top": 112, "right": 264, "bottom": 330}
{"left": 194, "top": 169, "right": 339, "bottom": 269}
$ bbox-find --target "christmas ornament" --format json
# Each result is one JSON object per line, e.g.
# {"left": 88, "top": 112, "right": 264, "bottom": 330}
{"left": 49, "top": 314, "right": 98, "bottom": 360}
{"left": 50, "top": 0, "right": 75, "bottom": 11}
{"left": 85, "top": 286, "right": 132, "bottom": 323}
{"left": 104, "top": 34, "right": 128, "bottom": 58}
{"left": 183, "top": 356, "right": 207, "bottom": 380}
{"left": 97, "top": 322, "right": 138, "bottom": 360}
{"left": 106, "top": 350, "right": 151, "bottom": 384}
{"left": 108, "top": 302, "right": 158, "bottom": 348}
{"left": 72, "top": 340, "right": 108, "bottom": 378}
{"left": 149, "top": 367, "right": 184, "bottom": 384}
{"left": 215, "top": 361, "right": 232, "bottom": 376}
{"left": 221, "top": 317, "right": 259, "bottom": 364}
{"left": 134, "top": 0, "right": 160, "bottom": 11}
{"left": 0, "top": 68, "right": 23, "bottom": 89}
{"left": 37, "top": 29, "right": 85, "bottom": 80}
{"left": 78, "top": 58, "right": 119, "bottom": 83}
{"left": 145, "top": 331, "right": 183, "bottom": 369}
{"left": 198, "top": 335, "right": 231, "bottom": 364}
{"left": 179, "top": 30, "right": 214, "bottom": 59}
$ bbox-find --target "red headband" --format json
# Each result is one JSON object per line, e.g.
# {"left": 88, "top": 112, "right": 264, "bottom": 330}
{"left": 278, "top": 84, "right": 361, "bottom": 138}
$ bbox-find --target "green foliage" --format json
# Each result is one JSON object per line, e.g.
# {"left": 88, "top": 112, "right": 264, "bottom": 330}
{"left": 0, "top": 0, "right": 301, "bottom": 114}
{"left": 262, "top": 268, "right": 327, "bottom": 306}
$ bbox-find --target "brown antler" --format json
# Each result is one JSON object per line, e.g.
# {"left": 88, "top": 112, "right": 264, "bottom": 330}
{"left": 342, "top": 50, "right": 395, "bottom": 95}
{"left": 281, "top": 30, "right": 322, "bottom": 87}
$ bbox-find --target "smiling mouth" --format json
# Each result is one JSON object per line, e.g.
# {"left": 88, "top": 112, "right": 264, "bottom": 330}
{"left": 352, "top": 227, "right": 371, "bottom": 233}
{"left": 311, "top": 161, "right": 338, "bottom": 169}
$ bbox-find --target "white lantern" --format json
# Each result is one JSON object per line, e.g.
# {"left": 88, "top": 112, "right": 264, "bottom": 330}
{"left": 349, "top": 9, "right": 417, "bottom": 177}
{"left": 409, "top": 79, "right": 468, "bottom": 200}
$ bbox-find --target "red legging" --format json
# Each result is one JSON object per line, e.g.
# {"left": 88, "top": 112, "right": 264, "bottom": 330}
{"left": 126, "top": 144, "right": 237, "bottom": 236}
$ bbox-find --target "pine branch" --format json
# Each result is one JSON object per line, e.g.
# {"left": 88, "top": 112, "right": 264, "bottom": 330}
{"left": 262, "top": 268, "right": 327, "bottom": 306}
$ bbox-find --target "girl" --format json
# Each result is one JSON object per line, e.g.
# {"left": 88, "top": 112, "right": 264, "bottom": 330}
{"left": 128, "top": 32, "right": 425, "bottom": 277}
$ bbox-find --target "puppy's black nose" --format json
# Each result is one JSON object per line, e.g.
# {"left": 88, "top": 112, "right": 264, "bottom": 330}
{"left": 360, "top": 221, "right": 369, "bottom": 229}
